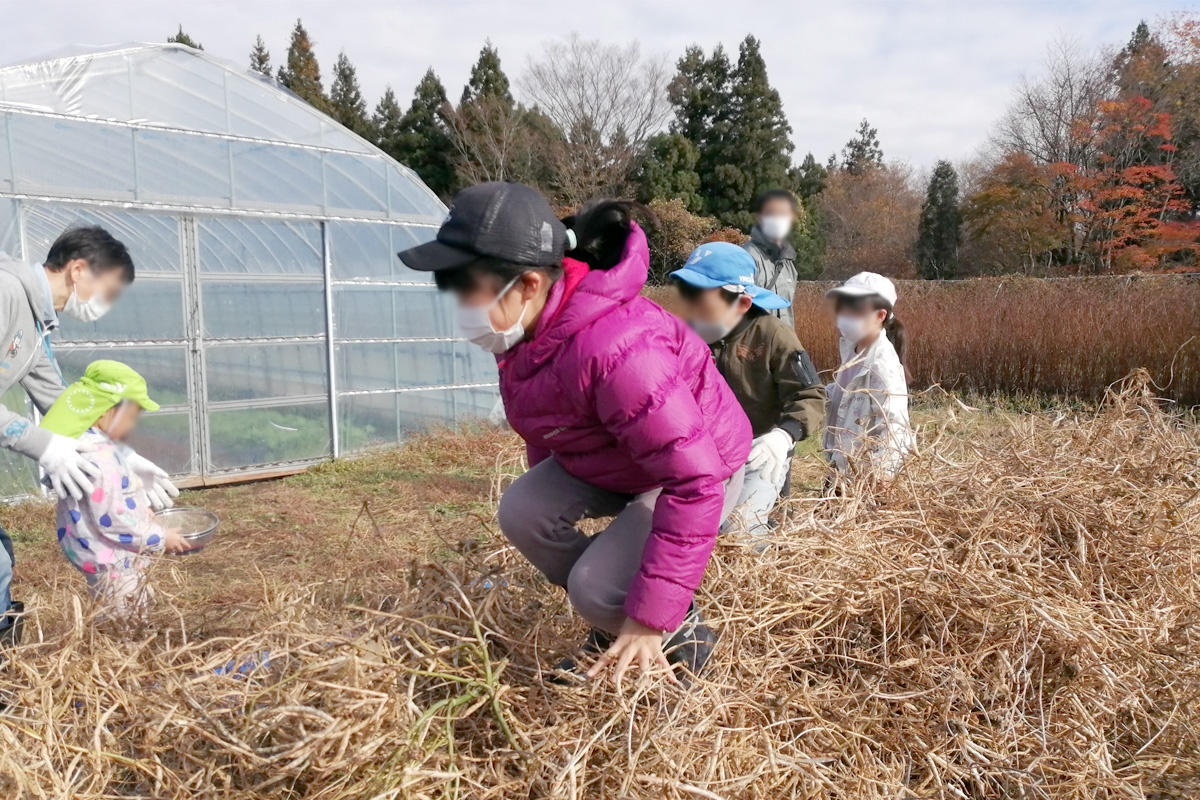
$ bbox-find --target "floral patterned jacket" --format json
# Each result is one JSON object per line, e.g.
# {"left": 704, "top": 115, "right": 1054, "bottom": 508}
{"left": 56, "top": 430, "right": 165, "bottom": 575}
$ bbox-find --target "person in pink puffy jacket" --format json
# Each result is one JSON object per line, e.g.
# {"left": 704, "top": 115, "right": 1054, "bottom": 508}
{"left": 398, "top": 183, "right": 751, "bottom": 685}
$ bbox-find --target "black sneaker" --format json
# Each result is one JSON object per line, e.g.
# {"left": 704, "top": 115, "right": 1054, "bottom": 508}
{"left": 548, "top": 627, "right": 614, "bottom": 684}
{"left": 0, "top": 601, "right": 24, "bottom": 650}
{"left": 663, "top": 605, "right": 718, "bottom": 685}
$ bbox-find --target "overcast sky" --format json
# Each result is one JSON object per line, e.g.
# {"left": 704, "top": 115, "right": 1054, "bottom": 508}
{"left": 4, "top": 1, "right": 1199, "bottom": 170}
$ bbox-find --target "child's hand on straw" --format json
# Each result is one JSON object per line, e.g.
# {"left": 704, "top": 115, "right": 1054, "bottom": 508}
{"left": 586, "top": 617, "right": 679, "bottom": 687}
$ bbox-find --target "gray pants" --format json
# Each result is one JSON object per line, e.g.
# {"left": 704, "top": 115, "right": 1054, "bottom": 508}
{"left": 498, "top": 458, "right": 744, "bottom": 634}
{"left": 721, "top": 458, "right": 789, "bottom": 541}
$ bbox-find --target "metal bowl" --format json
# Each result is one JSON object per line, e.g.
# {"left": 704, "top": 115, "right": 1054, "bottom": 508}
{"left": 156, "top": 507, "right": 220, "bottom": 554}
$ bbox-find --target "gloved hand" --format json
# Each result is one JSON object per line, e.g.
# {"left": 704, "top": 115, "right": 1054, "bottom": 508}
{"left": 38, "top": 434, "right": 100, "bottom": 500}
{"left": 746, "top": 428, "right": 794, "bottom": 486}
{"left": 125, "top": 451, "right": 180, "bottom": 511}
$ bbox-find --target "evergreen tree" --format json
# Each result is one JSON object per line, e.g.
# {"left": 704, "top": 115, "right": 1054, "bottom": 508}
{"left": 667, "top": 45, "right": 734, "bottom": 150}
{"left": 634, "top": 132, "right": 704, "bottom": 212}
{"left": 460, "top": 41, "right": 513, "bottom": 106}
{"left": 1120, "top": 21, "right": 1154, "bottom": 64}
{"left": 1112, "top": 21, "right": 1169, "bottom": 101}
{"left": 793, "top": 152, "right": 828, "bottom": 198}
{"left": 371, "top": 86, "right": 405, "bottom": 158}
{"left": 703, "top": 36, "right": 795, "bottom": 228}
{"left": 249, "top": 35, "right": 272, "bottom": 77}
{"left": 447, "top": 43, "right": 550, "bottom": 190}
{"left": 397, "top": 69, "right": 456, "bottom": 197}
{"left": 842, "top": 119, "right": 884, "bottom": 175}
{"left": 329, "top": 51, "right": 370, "bottom": 137}
{"left": 277, "top": 19, "right": 328, "bottom": 111}
{"left": 792, "top": 198, "right": 826, "bottom": 280}
{"left": 790, "top": 152, "right": 830, "bottom": 272}
{"left": 915, "top": 160, "right": 962, "bottom": 279}
{"left": 167, "top": 26, "right": 203, "bottom": 50}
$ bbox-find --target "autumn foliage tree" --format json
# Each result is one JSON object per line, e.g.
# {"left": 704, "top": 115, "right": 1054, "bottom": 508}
{"left": 1069, "top": 97, "right": 1197, "bottom": 272}
{"left": 818, "top": 163, "right": 922, "bottom": 279}
{"left": 965, "top": 22, "right": 1200, "bottom": 275}
{"left": 962, "top": 153, "right": 1067, "bottom": 274}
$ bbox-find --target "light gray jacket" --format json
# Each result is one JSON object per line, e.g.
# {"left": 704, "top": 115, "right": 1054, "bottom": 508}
{"left": 742, "top": 225, "right": 798, "bottom": 331}
{"left": 0, "top": 253, "right": 66, "bottom": 459}
{"left": 822, "top": 333, "right": 914, "bottom": 478}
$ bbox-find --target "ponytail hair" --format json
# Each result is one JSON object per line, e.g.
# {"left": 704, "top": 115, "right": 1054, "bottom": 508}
{"left": 884, "top": 312, "right": 906, "bottom": 365}
{"left": 561, "top": 200, "right": 655, "bottom": 271}
{"left": 860, "top": 294, "right": 906, "bottom": 364}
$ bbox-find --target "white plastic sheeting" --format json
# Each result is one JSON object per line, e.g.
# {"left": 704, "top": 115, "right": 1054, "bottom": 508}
{"left": 0, "top": 44, "right": 498, "bottom": 494}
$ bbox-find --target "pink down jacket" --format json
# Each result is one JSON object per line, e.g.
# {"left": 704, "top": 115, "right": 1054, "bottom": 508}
{"left": 499, "top": 223, "right": 752, "bottom": 631}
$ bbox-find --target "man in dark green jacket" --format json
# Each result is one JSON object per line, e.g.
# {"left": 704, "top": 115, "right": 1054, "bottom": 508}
{"left": 671, "top": 242, "right": 824, "bottom": 543}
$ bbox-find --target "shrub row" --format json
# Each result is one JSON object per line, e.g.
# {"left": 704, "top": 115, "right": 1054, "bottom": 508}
{"left": 648, "top": 274, "right": 1200, "bottom": 405}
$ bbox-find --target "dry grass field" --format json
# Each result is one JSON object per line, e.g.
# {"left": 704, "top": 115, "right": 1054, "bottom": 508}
{"left": 1, "top": 380, "right": 1199, "bottom": 798}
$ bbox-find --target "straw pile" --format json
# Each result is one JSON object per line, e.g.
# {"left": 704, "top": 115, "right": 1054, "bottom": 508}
{"left": 2, "top": 375, "right": 1200, "bottom": 799}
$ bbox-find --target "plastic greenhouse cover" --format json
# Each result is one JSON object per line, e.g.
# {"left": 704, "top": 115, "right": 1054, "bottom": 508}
{"left": 0, "top": 45, "right": 497, "bottom": 490}
{"left": 0, "top": 44, "right": 446, "bottom": 222}
{"left": 0, "top": 44, "right": 371, "bottom": 153}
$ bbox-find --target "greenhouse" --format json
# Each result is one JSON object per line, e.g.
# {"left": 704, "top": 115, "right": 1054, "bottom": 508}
{"left": 0, "top": 43, "right": 498, "bottom": 496}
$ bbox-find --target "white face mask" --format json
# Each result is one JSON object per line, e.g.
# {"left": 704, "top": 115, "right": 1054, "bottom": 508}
{"left": 690, "top": 300, "right": 743, "bottom": 345}
{"left": 457, "top": 275, "right": 530, "bottom": 354}
{"left": 759, "top": 215, "right": 793, "bottom": 242}
{"left": 836, "top": 313, "right": 871, "bottom": 344}
{"left": 63, "top": 283, "right": 112, "bottom": 323}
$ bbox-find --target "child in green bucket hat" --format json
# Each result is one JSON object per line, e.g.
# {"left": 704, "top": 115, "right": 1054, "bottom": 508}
{"left": 41, "top": 360, "right": 192, "bottom": 617}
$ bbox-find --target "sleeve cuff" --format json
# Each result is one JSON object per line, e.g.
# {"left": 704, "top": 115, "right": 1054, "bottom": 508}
{"left": 623, "top": 573, "right": 695, "bottom": 632}
{"left": 9, "top": 424, "right": 53, "bottom": 460}
{"left": 776, "top": 419, "right": 806, "bottom": 443}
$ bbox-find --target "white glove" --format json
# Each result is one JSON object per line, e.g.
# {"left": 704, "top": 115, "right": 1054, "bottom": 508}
{"left": 38, "top": 434, "right": 100, "bottom": 501}
{"left": 746, "top": 428, "right": 794, "bottom": 486}
{"left": 125, "top": 451, "right": 179, "bottom": 511}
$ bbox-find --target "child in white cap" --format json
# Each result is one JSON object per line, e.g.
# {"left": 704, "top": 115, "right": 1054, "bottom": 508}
{"left": 823, "top": 272, "right": 914, "bottom": 485}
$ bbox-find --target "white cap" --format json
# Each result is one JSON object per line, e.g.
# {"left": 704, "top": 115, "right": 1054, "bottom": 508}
{"left": 825, "top": 271, "right": 898, "bottom": 308}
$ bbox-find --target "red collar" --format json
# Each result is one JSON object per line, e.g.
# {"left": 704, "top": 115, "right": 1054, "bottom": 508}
{"left": 497, "top": 258, "right": 589, "bottom": 368}
{"left": 546, "top": 257, "right": 589, "bottom": 325}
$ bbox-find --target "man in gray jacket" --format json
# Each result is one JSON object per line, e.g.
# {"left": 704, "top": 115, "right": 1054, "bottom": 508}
{"left": 742, "top": 189, "right": 800, "bottom": 331}
{"left": 0, "top": 227, "right": 178, "bottom": 646}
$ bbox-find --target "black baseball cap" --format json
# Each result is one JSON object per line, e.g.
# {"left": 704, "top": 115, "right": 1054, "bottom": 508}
{"left": 398, "top": 182, "right": 568, "bottom": 271}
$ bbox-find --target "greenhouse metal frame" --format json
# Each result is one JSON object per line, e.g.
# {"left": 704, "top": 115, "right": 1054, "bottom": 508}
{"left": 0, "top": 43, "right": 498, "bottom": 497}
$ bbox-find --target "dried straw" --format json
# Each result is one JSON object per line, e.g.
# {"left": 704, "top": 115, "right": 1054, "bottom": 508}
{"left": 2, "top": 374, "right": 1199, "bottom": 799}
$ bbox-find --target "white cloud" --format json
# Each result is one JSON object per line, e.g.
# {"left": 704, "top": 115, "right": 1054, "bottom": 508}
{"left": 4, "top": 0, "right": 1197, "bottom": 169}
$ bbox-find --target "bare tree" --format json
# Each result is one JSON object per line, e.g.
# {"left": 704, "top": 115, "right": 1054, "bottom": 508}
{"left": 991, "top": 36, "right": 1112, "bottom": 167}
{"left": 521, "top": 34, "right": 670, "bottom": 205}
{"left": 443, "top": 97, "right": 557, "bottom": 189}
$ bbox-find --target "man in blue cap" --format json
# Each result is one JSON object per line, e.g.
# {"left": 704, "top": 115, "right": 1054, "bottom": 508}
{"left": 671, "top": 242, "right": 825, "bottom": 544}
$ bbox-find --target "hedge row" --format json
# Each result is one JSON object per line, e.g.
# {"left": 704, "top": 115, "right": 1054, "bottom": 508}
{"left": 647, "top": 275, "right": 1200, "bottom": 405}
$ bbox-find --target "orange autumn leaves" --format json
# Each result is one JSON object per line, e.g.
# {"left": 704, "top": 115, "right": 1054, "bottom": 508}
{"left": 968, "top": 95, "right": 1200, "bottom": 274}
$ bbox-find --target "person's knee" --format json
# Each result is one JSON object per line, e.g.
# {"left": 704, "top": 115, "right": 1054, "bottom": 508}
{"left": 567, "top": 561, "right": 625, "bottom": 634}
{"left": 496, "top": 480, "right": 542, "bottom": 548}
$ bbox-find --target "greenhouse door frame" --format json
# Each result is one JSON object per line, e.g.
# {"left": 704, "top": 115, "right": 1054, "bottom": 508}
{"left": 181, "top": 215, "right": 339, "bottom": 484}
